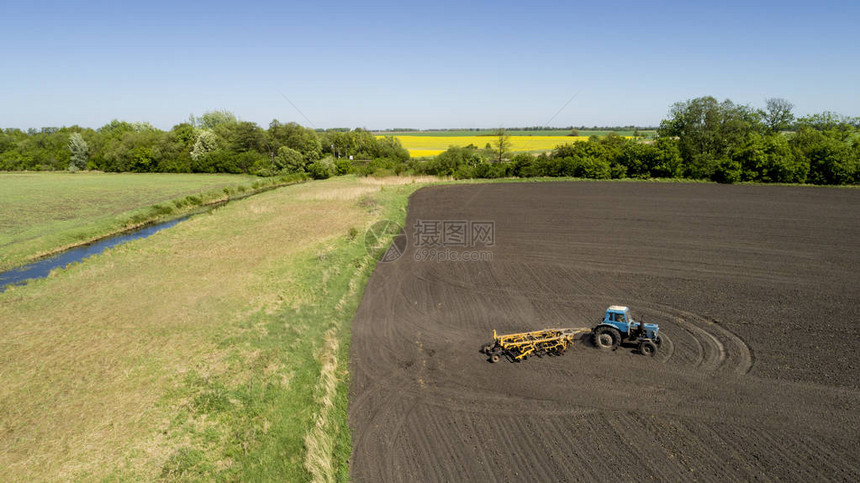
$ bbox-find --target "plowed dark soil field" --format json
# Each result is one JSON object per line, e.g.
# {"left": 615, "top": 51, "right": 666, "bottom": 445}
{"left": 349, "top": 182, "right": 860, "bottom": 481}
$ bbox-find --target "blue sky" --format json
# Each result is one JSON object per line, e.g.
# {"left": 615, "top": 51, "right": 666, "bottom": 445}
{"left": 1, "top": 0, "right": 857, "bottom": 130}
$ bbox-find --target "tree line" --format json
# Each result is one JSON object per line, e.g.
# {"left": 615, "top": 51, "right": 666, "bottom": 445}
{"left": 0, "top": 110, "right": 408, "bottom": 179}
{"left": 407, "top": 97, "right": 859, "bottom": 185}
{"left": 1, "top": 98, "right": 857, "bottom": 184}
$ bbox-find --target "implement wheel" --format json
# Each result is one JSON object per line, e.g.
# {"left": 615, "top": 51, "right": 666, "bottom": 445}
{"left": 490, "top": 352, "right": 501, "bottom": 363}
{"left": 639, "top": 340, "right": 658, "bottom": 357}
{"left": 593, "top": 326, "right": 621, "bottom": 350}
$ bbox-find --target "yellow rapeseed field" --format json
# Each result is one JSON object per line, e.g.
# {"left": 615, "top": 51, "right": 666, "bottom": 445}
{"left": 385, "top": 135, "right": 591, "bottom": 157}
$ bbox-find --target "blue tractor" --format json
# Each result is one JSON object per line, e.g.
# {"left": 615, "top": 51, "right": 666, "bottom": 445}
{"left": 592, "top": 306, "right": 661, "bottom": 356}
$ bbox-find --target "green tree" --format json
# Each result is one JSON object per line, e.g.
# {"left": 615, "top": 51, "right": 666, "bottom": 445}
{"left": 194, "top": 110, "right": 238, "bottom": 130}
{"left": 228, "top": 122, "right": 266, "bottom": 153}
{"left": 321, "top": 130, "right": 349, "bottom": 158}
{"left": 67, "top": 132, "right": 88, "bottom": 171}
{"left": 510, "top": 153, "right": 536, "bottom": 177}
{"left": 130, "top": 146, "right": 154, "bottom": 172}
{"left": 790, "top": 113, "right": 858, "bottom": 185}
{"left": 156, "top": 123, "right": 196, "bottom": 172}
{"left": 791, "top": 128, "right": 856, "bottom": 185}
{"left": 733, "top": 133, "right": 807, "bottom": 183}
{"left": 99, "top": 129, "right": 165, "bottom": 172}
{"left": 658, "top": 96, "right": 765, "bottom": 179}
{"left": 345, "top": 128, "right": 378, "bottom": 159}
{"left": 169, "top": 123, "right": 197, "bottom": 149}
{"left": 373, "top": 136, "right": 410, "bottom": 161}
{"left": 574, "top": 157, "right": 611, "bottom": 179}
{"left": 422, "top": 146, "right": 488, "bottom": 176}
{"left": 650, "top": 138, "right": 684, "bottom": 178}
{"left": 493, "top": 128, "right": 511, "bottom": 163}
{"left": 608, "top": 138, "right": 682, "bottom": 179}
{"left": 307, "top": 157, "right": 336, "bottom": 179}
{"left": 268, "top": 121, "right": 322, "bottom": 161}
{"left": 712, "top": 158, "right": 742, "bottom": 184}
{"left": 795, "top": 112, "right": 855, "bottom": 141}
{"left": 274, "top": 146, "right": 306, "bottom": 173}
{"left": 762, "top": 98, "right": 795, "bottom": 133}
{"left": 191, "top": 130, "right": 218, "bottom": 161}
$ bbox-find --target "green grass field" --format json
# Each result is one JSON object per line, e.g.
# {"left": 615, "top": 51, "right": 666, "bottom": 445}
{"left": 0, "top": 175, "right": 429, "bottom": 480}
{"left": 0, "top": 172, "right": 260, "bottom": 271}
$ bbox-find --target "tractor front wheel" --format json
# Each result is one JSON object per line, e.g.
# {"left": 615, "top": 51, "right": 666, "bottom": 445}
{"left": 593, "top": 326, "right": 621, "bottom": 351}
{"left": 639, "top": 340, "right": 658, "bottom": 357}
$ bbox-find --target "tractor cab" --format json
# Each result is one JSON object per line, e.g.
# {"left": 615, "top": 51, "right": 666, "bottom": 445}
{"left": 605, "top": 306, "right": 630, "bottom": 325}
{"left": 593, "top": 305, "right": 661, "bottom": 356}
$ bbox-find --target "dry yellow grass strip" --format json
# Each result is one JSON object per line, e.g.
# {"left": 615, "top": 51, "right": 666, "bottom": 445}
{"left": 303, "top": 250, "right": 371, "bottom": 483}
{"left": 357, "top": 175, "right": 443, "bottom": 185}
{"left": 303, "top": 327, "right": 340, "bottom": 483}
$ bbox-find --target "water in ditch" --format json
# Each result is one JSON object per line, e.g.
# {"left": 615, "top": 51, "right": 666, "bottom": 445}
{"left": 0, "top": 217, "right": 187, "bottom": 293}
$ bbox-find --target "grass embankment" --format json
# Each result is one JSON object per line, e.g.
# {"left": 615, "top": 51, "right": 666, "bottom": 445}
{"left": 0, "top": 175, "right": 429, "bottom": 480}
{"left": 0, "top": 172, "right": 291, "bottom": 272}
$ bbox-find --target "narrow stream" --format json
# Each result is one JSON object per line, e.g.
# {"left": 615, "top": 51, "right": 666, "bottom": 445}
{"left": 0, "top": 179, "right": 301, "bottom": 294}
{"left": 0, "top": 217, "right": 188, "bottom": 293}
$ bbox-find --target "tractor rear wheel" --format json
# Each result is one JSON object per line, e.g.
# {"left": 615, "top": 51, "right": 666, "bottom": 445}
{"left": 593, "top": 326, "right": 621, "bottom": 350}
{"left": 639, "top": 340, "right": 658, "bottom": 357}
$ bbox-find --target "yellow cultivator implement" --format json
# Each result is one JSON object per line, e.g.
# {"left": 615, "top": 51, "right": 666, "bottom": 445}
{"left": 482, "top": 328, "right": 591, "bottom": 363}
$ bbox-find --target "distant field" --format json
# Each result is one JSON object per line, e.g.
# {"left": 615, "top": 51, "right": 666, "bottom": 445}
{"left": 0, "top": 172, "right": 257, "bottom": 270}
{"left": 375, "top": 129, "right": 655, "bottom": 137}
{"left": 383, "top": 135, "right": 587, "bottom": 157}
{"left": 378, "top": 131, "right": 654, "bottom": 157}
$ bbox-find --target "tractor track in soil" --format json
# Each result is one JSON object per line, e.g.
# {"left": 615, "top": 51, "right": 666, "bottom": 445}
{"left": 349, "top": 182, "right": 860, "bottom": 481}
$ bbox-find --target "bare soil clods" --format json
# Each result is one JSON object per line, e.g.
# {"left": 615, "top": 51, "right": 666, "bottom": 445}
{"left": 349, "top": 182, "right": 860, "bottom": 481}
